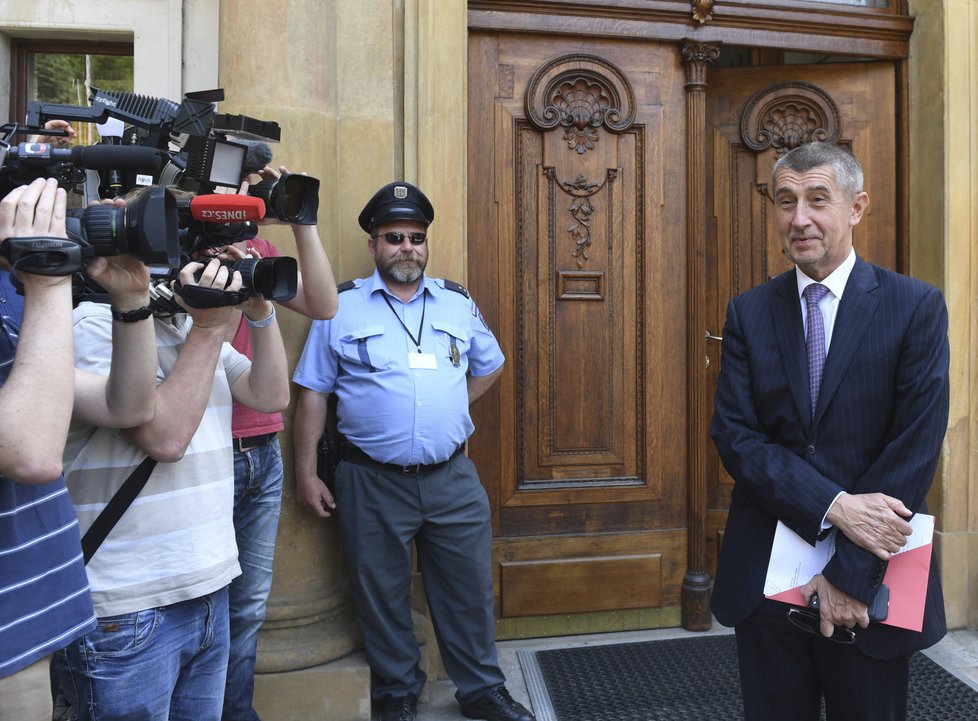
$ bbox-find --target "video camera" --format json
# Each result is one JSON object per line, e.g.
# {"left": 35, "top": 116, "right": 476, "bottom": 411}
{"left": 1, "top": 184, "right": 181, "bottom": 276}
{"left": 145, "top": 256, "right": 298, "bottom": 315}
{"left": 1, "top": 87, "right": 307, "bottom": 300}
{"left": 1, "top": 86, "right": 319, "bottom": 222}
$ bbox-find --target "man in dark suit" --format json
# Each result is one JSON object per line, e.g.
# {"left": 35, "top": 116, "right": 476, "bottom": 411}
{"left": 710, "top": 141, "right": 949, "bottom": 721}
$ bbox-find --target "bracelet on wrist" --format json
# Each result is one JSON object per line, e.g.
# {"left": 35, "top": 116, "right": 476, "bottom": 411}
{"left": 245, "top": 306, "right": 276, "bottom": 329}
{"left": 111, "top": 305, "right": 154, "bottom": 323}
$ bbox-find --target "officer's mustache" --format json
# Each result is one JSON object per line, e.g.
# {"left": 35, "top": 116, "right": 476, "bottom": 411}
{"left": 393, "top": 251, "right": 422, "bottom": 262}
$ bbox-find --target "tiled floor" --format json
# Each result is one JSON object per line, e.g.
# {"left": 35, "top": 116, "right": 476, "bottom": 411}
{"left": 408, "top": 625, "right": 978, "bottom": 720}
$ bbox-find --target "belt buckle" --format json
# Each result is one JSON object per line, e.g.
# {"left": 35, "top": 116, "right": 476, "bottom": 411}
{"left": 401, "top": 463, "right": 422, "bottom": 475}
{"left": 236, "top": 434, "right": 268, "bottom": 453}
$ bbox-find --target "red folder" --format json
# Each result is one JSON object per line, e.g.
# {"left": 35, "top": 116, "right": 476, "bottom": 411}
{"left": 764, "top": 514, "right": 934, "bottom": 632}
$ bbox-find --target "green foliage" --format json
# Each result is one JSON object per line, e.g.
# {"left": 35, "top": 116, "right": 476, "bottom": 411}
{"left": 32, "top": 53, "right": 133, "bottom": 104}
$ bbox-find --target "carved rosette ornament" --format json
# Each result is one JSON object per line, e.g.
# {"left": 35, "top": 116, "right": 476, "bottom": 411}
{"left": 525, "top": 54, "right": 636, "bottom": 155}
{"left": 740, "top": 81, "right": 842, "bottom": 155}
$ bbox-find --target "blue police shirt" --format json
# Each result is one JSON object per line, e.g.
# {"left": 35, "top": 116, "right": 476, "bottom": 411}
{"left": 293, "top": 270, "right": 504, "bottom": 465}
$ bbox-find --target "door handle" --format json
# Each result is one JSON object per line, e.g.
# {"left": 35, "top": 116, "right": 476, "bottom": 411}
{"left": 705, "top": 331, "right": 722, "bottom": 342}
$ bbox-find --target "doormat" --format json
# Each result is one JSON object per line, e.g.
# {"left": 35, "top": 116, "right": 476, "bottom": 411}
{"left": 517, "top": 634, "right": 978, "bottom": 721}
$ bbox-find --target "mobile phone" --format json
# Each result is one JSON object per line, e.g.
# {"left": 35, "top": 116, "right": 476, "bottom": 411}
{"left": 867, "top": 584, "right": 889, "bottom": 622}
{"left": 808, "top": 583, "right": 889, "bottom": 622}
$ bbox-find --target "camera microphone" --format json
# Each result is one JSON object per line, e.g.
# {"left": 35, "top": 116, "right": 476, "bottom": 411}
{"left": 239, "top": 140, "right": 274, "bottom": 175}
{"left": 8, "top": 142, "right": 166, "bottom": 173}
{"left": 187, "top": 194, "right": 267, "bottom": 222}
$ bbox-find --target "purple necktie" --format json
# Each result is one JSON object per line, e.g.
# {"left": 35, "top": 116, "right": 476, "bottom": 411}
{"left": 804, "top": 283, "right": 830, "bottom": 413}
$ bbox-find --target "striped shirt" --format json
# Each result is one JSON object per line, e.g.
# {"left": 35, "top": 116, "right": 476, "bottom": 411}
{"left": 64, "top": 304, "right": 247, "bottom": 617}
{"left": 0, "top": 272, "right": 96, "bottom": 679}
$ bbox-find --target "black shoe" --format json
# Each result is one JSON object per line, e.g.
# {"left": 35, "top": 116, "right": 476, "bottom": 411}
{"left": 460, "top": 686, "right": 535, "bottom": 721}
{"left": 378, "top": 693, "right": 418, "bottom": 721}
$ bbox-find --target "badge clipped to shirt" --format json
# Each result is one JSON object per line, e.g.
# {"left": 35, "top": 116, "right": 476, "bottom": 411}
{"left": 408, "top": 352, "right": 438, "bottom": 370}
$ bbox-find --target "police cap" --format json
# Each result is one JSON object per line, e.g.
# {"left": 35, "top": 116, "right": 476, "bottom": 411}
{"left": 358, "top": 182, "right": 434, "bottom": 233}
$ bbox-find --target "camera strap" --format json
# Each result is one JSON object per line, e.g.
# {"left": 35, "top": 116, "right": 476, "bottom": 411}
{"left": 2, "top": 237, "right": 85, "bottom": 276}
{"left": 81, "top": 455, "right": 158, "bottom": 565}
{"left": 176, "top": 282, "right": 248, "bottom": 308}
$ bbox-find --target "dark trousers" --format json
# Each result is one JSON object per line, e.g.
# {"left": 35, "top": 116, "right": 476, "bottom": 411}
{"left": 735, "top": 599, "right": 909, "bottom": 721}
{"left": 335, "top": 453, "right": 505, "bottom": 704}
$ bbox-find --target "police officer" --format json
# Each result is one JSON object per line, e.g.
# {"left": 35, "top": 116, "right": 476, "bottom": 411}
{"left": 292, "top": 182, "right": 534, "bottom": 721}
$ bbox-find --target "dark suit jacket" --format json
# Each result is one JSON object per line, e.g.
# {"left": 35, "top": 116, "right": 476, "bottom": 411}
{"left": 710, "top": 256, "right": 949, "bottom": 660}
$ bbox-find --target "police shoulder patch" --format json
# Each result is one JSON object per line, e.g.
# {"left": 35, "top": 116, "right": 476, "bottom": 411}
{"left": 443, "top": 279, "right": 470, "bottom": 298}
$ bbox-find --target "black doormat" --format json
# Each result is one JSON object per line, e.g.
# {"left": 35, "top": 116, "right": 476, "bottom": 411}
{"left": 518, "top": 634, "right": 978, "bottom": 721}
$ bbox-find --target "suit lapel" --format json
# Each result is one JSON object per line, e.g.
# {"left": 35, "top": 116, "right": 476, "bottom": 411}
{"left": 813, "top": 258, "right": 880, "bottom": 426}
{"left": 771, "top": 272, "right": 811, "bottom": 425}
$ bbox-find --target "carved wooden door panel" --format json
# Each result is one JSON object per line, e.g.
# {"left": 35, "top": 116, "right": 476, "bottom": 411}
{"left": 467, "top": 35, "right": 690, "bottom": 634}
{"left": 703, "top": 62, "right": 900, "bottom": 575}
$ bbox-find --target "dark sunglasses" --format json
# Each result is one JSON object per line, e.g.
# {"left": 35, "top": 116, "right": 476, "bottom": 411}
{"left": 372, "top": 231, "right": 427, "bottom": 246}
{"left": 786, "top": 607, "right": 855, "bottom": 644}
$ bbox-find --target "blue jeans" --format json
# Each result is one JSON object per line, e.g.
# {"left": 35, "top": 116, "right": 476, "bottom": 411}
{"left": 222, "top": 437, "right": 283, "bottom": 721}
{"left": 51, "top": 588, "right": 230, "bottom": 721}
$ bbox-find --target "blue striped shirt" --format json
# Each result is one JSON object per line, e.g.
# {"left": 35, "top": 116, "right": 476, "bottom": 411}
{"left": 0, "top": 270, "right": 95, "bottom": 678}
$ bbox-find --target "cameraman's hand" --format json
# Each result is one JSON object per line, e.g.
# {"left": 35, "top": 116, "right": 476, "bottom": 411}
{"left": 0, "top": 177, "right": 67, "bottom": 241}
{"left": 30, "top": 119, "right": 76, "bottom": 148}
{"left": 86, "top": 255, "right": 152, "bottom": 309}
{"left": 199, "top": 237, "right": 261, "bottom": 264}
{"left": 0, "top": 178, "right": 69, "bottom": 282}
{"left": 212, "top": 243, "right": 271, "bottom": 321}
{"left": 176, "top": 258, "right": 242, "bottom": 331}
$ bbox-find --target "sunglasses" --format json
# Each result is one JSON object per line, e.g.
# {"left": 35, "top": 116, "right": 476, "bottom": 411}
{"left": 373, "top": 231, "right": 427, "bottom": 246}
{"left": 786, "top": 607, "right": 855, "bottom": 644}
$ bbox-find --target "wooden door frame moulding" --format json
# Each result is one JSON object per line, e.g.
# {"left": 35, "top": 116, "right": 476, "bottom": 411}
{"left": 469, "top": 1, "right": 913, "bottom": 60}
{"left": 680, "top": 38, "right": 721, "bottom": 632}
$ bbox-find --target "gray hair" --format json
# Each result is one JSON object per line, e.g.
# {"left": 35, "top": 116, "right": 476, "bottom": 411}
{"left": 771, "top": 142, "right": 864, "bottom": 199}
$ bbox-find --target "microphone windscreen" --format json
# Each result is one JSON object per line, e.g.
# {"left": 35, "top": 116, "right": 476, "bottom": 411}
{"left": 240, "top": 140, "right": 274, "bottom": 174}
{"left": 70, "top": 145, "right": 165, "bottom": 173}
{"left": 188, "top": 194, "right": 266, "bottom": 222}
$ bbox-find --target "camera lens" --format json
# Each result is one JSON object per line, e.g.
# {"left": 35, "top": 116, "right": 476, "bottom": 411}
{"left": 247, "top": 174, "right": 320, "bottom": 225}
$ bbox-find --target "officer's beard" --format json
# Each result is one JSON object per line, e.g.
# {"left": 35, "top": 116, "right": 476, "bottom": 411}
{"left": 379, "top": 251, "right": 426, "bottom": 285}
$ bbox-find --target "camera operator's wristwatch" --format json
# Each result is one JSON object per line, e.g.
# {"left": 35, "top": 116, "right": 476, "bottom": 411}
{"left": 111, "top": 305, "right": 154, "bottom": 323}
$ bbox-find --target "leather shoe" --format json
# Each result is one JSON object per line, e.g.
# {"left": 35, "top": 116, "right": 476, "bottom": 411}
{"left": 378, "top": 693, "right": 418, "bottom": 721}
{"left": 460, "top": 686, "right": 535, "bottom": 721}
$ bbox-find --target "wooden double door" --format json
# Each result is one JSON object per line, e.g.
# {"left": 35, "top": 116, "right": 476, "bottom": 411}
{"left": 467, "top": 32, "right": 901, "bottom": 635}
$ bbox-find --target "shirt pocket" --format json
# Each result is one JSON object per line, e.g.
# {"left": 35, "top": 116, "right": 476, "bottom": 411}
{"left": 338, "top": 324, "right": 387, "bottom": 373}
{"left": 430, "top": 320, "right": 471, "bottom": 369}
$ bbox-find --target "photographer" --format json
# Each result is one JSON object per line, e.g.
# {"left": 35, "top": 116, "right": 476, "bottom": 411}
{"left": 213, "top": 161, "right": 338, "bottom": 721}
{"left": 51, "top": 243, "right": 290, "bottom": 720}
{"left": 0, "top": 177, "right": 158, "bottom": 721}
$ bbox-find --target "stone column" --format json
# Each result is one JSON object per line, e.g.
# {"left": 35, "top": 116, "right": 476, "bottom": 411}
{"left": 907, "top": 0, "right": 978, "bottom": 630}
{"left": 217, "top": 1, "right": 402, "bottom": 718}
{"left": 217, "top": 0, "right": 469, "bottom": 715}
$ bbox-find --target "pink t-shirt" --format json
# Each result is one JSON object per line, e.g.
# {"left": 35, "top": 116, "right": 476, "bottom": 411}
{"left": 231, "top": 236, "right": 285, "bottom": 438}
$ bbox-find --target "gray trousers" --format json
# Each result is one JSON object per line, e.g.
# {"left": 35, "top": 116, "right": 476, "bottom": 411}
{"left": 335, "top": 453, "right": 505, "bottom": 704}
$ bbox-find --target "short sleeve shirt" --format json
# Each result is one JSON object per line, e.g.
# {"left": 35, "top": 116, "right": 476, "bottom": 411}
{"left": 0, "top": 271, "right": 95, "bottom": 678}
{"left": 293, "top": 271, "right": 504, "bottom": 465}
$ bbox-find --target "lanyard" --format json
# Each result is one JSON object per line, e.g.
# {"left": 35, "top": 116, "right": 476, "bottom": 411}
{"left": 382, "top": 291, "right": 426, "bottom": 353}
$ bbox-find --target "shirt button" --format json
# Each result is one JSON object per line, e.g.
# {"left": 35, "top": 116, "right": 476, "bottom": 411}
{"left": 807, "top": 445, "right": 816, "bottom": 455}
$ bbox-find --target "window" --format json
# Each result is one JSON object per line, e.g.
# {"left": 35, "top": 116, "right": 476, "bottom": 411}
{"left": 9, "top": 39, "right": 133, "bottom": 146}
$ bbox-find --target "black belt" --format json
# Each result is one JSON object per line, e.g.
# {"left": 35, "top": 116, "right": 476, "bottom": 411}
{"left": 340, "top": 442, "right": 465, "bottom": 475}
{"left": 233, "top": 432, "right": 277, "bottom": 453}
